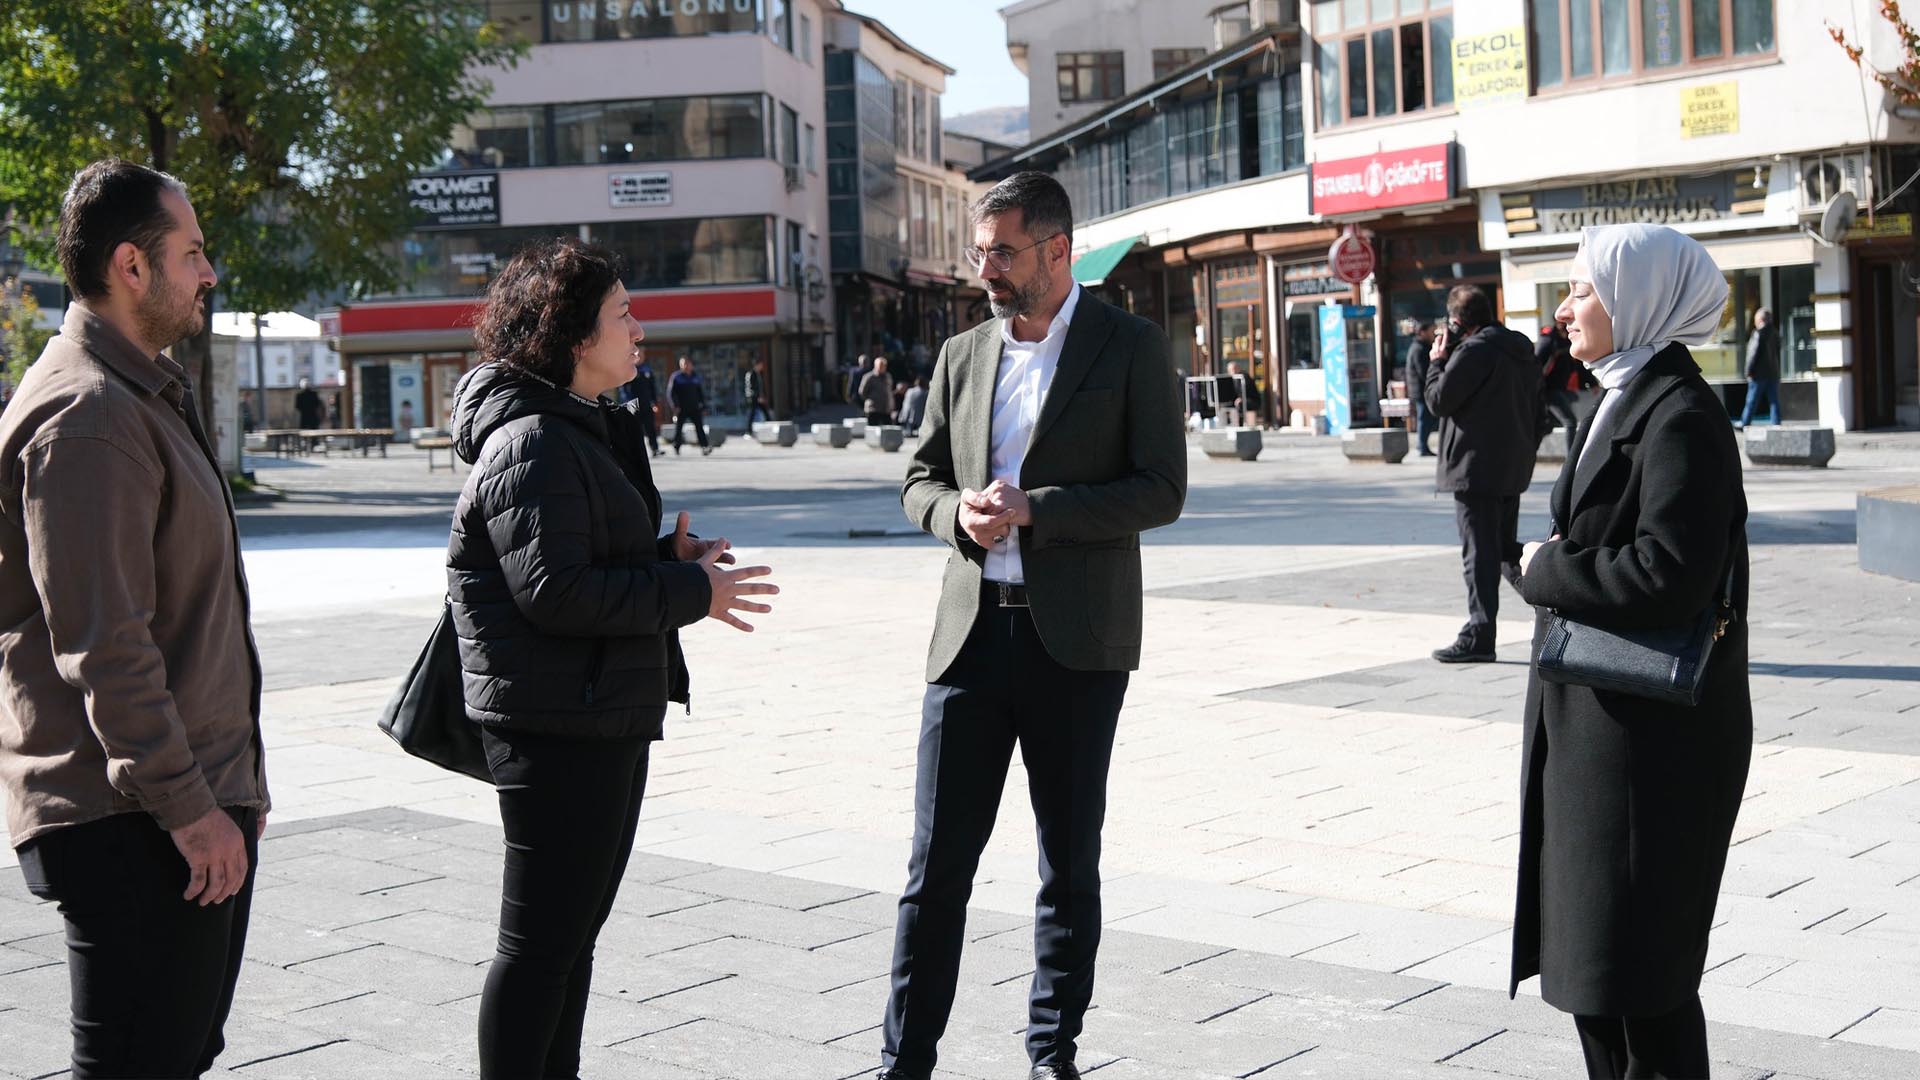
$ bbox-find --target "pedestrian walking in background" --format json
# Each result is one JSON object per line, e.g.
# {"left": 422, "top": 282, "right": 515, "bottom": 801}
{"left": 1424, "top": 284, "right": 1542, "bottom": 663}
{"left": 446, "top": 237, "right": 778, "bottom": 1080}
{"left": 860, "top": 354, "right": 895, "bottom": 426}
{"left": 1537, "top": 322, "right": 1584, "bottom": 454}
{"left": 0, "top": 159, "right": 268, "bottom": 1080}
{"left": 625, "top": 355, "right": 664, "bottom": 457}
{"left": 1405, "top": 320, "right": 1437, "bottom": 456}
{"left": 743, "top": 358, "right": 770, "bottom": 426}
{"left": 880, "top": 172, "right": 1186, "bottom": 1080}
{"left": 1515, "top": 222, "right": 1750, "bottom": 1080}
{"left": 668, "top": 354, "right": 711, "bottom": 455}
{"left": 1738, "top": 307, "right": 1781, "bottom": 427}
{"left": 294, "top": 376, "right": 323, "bottom": 428}
{"left": 899, "top": 374, "right": 928, "bottom": 435}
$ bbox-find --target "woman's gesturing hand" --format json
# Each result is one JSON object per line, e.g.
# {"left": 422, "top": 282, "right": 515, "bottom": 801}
{"left": 698, "top": 542, "right": 777, "bottom": 631}
{"left": 667, "top": 511, "right": 735, "bottom": 565}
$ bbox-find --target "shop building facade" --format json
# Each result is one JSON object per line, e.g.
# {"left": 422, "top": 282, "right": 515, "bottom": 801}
{"left": 979, "top": 0, "right": 1920, "bottom": 432}
{"left": 323, "top": 0, "right": 840, "bottom": 431}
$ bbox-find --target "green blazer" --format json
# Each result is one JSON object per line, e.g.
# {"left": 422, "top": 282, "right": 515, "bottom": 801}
{"left": 902, "top": 290, "right": 1188, "bottom": 680}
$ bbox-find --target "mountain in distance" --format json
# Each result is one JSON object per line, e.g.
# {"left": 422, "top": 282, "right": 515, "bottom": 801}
{"left": 945, "top": 105, "right": 1029, "bottom": 147}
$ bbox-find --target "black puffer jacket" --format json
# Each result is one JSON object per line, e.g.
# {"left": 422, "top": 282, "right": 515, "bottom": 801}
{"left": 1424, "top": 323, "right": 1543, "bottom": 496}
{"left": 446, "top": 363, "right": 711, "bottom": 739}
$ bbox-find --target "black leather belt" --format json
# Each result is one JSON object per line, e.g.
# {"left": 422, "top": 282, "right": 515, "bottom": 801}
{"left": 982, "top": 581, "right": 1030, "bottom": 607}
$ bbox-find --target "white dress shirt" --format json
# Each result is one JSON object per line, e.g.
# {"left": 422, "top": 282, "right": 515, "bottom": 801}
{"left": 983, "top": 283, "right": 1082, "bottom": 584}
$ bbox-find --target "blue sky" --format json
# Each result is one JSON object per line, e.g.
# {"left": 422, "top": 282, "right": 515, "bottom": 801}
{"left": 840, "top": 0, "right": 1029, "bottom": 115}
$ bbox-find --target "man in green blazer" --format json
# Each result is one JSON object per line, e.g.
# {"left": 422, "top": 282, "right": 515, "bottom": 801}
{"left": 877, "top": 172, "right": 1187, "bottom": 1080}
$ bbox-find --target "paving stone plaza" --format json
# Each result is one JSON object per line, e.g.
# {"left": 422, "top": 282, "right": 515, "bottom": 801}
{"left": 2, "top": 431, "right": 1917, "bottom": 1080}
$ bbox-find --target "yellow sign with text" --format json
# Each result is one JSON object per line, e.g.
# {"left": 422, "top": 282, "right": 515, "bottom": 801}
{"left": 1679, "top": 82, "right": 1739, "bottom": 138}
{"left": 1452, "top": 27, "right": 1529, "bottom": 108}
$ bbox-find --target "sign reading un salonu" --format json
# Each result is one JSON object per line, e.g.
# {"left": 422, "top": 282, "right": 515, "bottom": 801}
{"left": 550, "top": 0, "right": 757, "bottom": 25}
{"left": 409, "top": 172, "right": 500, "bottom": 229}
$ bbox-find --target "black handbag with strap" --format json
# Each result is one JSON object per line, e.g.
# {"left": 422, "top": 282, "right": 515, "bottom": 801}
{"left": 1535, "top": 555, "right": 1737, "bottom": 707}
{"left": 377, "top": 602, "right": 490, "bottom": 781}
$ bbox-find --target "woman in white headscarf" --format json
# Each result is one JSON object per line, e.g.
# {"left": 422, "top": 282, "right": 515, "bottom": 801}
{"left": 1511, "top": 224, "right": 1751, "bottom": 1079}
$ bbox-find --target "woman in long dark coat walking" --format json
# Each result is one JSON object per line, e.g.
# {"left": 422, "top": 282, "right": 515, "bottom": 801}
{"left": 1514, "top": 223, "right": 1752, "bottom": 1079}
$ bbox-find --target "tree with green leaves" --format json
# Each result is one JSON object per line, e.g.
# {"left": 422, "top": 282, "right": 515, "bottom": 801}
{"left": 0, "top": 1, "right": 523, "bottom": 401}
{"left": 0, "top": 280, "right": 53, "bottom": 392}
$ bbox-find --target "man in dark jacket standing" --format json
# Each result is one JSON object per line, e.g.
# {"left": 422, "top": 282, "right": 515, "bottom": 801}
{"left": 1405, "top": 321, "right": 1437, "bottom": 456}
{"left": 743, "top": 358, "right": 770, "bottom": 426}
{"left": 668, "top": 355, "right": 711, "bottom": 455}
{"left": 624, "top": 357, "right": 663, "bottom": 457}
{"left": 1424, "top": 284, "right": 1541, "bottom": 663}
{"left": 1737, "top": 308, "right": 1780, "bottom": 427}
{"left": 0, "top": 160, "right": 267, "bottom": 1078}
{"left": 1536, "top": 324, "right": 1582, "bottom": 453}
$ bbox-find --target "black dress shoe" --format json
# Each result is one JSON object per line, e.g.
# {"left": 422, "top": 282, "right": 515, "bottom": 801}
{"left": 1433, "top": 639, "right": 1496, "bottom": 663}
{"left": 1029, "top": 1065, "right": 1080, "bottom": 1080}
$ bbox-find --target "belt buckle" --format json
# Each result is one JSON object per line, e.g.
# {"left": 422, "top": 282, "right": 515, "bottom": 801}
{"left": 997, "top": 582, "right": 1028, "bottom": 608}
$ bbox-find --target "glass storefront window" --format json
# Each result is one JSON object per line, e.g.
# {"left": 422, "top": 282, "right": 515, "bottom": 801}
{"left": 384, "top": 225, "right": 577, "bottom": 299}
{"left": 442, "top": 108, "right": 546, "bottom": 170}
{"left": 546, "top": 0, "right": 762, "bottom": 42}
{"left": 553, "top": 95, "right": 765, "bottom": 166}
{"left": 648, "top": 341, "right": 765, "bottom": 416}
{"left": 594, "top": 216, "right": 770, "bottom": 289}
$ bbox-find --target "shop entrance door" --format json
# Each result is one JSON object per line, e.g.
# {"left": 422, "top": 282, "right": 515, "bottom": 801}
{"left": 1856, "top": 261, "right": 1919, "bottom": 429}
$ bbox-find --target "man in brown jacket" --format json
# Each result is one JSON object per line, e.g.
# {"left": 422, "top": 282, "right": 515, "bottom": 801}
{"left": 0, "top": 160, "right": 267, "bottom": 1078}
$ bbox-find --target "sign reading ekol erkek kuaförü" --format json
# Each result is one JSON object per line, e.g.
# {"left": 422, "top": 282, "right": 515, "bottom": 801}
{"left": 1309, "top": 143, "right": 1457, "bottom": 217}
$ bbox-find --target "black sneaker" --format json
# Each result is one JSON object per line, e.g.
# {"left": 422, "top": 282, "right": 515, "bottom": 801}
{"left": 1433, "top": 640, "right": 1496, "bottom": 663}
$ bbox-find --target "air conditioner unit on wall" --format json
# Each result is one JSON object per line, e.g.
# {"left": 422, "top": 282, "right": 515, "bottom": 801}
{"left": 1796, "top": 152, "right": 1871, "bottom": 217}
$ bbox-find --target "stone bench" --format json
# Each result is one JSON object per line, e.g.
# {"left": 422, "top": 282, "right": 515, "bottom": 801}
{"left": 1859, "top": 486, "right": 1920, "bottom": 582}
{"left": 812, "top": 423, "right": 853, "bottom": 448}
{"left": 751, "top": 421, "right": 798, "bottom": 447}
{"left": 1536, "top": 427, "right": 1574, "bottom": 464}
{"left": 843, "top": 418, "right": 869, "bottom": 438}
{"left": 1340, "top": 427, "right": 1408, "bottom": 464}
{"left": 1744, "top": 425, "right": 1834, "bottom": 468}
{"left": 1200, "top": 427, "right": 1262, "bottom": 461}
{"left": 866, "top": 425, "right": 905, "bottom": 453}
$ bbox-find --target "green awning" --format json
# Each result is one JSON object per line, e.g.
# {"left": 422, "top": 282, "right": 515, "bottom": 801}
{"left": 1071, "top": 236, "right": 1143, "bottom": 286}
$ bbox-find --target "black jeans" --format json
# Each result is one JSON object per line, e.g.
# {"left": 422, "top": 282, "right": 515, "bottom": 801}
{"left": 1573, "top": 995, "right": 1710, "bottom": 1079}
{"left": 479, "top": 727, "right": 651, "bottom": 1080}
{"left": 745, "top": 399, "right": 771, "bottom": 426}
{"left": 882, "top": 595, "right": 1129, "bottom": 1075}
{"left": 1454, "top": 492, "right": 1522, "bottom": 646}
{"left": 1546, "top": 391, "right": 1581, "bottom": 453}
{"left": 671, "top": 409, "right": 709, "bottom": 450}
{"left": 636, "top": 407, "right": 660, "bottom": 454}
{"left": 16, "top": 807, "right": 258, "bottom": 1080}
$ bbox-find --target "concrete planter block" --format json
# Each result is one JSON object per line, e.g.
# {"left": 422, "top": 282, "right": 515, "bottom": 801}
{"left": 811, "top": 423, "right": 853, "bottom": 448}
{"left": 866, "top": 425, "right": 905, "bottom": 452}
{"left": 1341, "top": 427, "right": 1409, "bottom": 464}
{"left": 752, "top": 421, "right": 798, "bottom": 447}
{"left": 1200, "top": 427, "right": 1262, "bottom": 461}
{"left": 1745, "top": 425, "right": 1834, "bottom": 468}
{"left": 1537, "top": 428, "right": 1573, "bottom": 464}
{"left": 1860, "top": 486, "right": 1920, "bottom": 582}
{"left": 843, "top": 418, "right": 868, "bottom": 438}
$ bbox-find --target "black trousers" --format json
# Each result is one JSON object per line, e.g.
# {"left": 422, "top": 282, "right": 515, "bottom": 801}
{"left": 1454, "top": 492, "right": 1522, "bottom": 646}
{"left": 636, "top": 406, "right": 660, "bottom": 454}
{"left": 1573, "top": 995, "right": 1710, "bottom": 1079}
{"left": 882, "top": 594, "right": 1129, "bottom": 1075}
{"left": 745, "top": 399, "right": 771, "bottom": 426}
{"left": 16, "top": 806, "right": 258, "bottom": 1080}
{"left": 1547, "top": 391, "right": 1581, "bottom": 453}
{"left": 671, "top": 409, "right": 709, "bottom": 449}
{"left": 478, "top": 727, "right": 651, "bottom": 1080}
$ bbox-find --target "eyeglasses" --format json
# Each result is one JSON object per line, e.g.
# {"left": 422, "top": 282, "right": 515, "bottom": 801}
{"left": 961, "top": 233, "right": 1060, "bottom": 273}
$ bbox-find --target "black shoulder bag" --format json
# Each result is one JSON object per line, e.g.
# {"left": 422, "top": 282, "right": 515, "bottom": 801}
{"left": 377, "top": 602, "right": 491, "bottom": 781}
{"left": 1534, "top": 551, "right": 1737, "bottom": 707}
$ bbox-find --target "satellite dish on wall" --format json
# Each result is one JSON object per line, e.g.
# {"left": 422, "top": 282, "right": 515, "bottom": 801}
{"left": 1808, "top": 192, "right": 1859, "bottom": 247}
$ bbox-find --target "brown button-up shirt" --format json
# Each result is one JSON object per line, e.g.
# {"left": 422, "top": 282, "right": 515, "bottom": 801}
{"left": 0, "top": 302, "right": 266, "bottom": 847}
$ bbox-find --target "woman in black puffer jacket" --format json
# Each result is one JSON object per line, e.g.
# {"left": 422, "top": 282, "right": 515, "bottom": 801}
{"left": 446, "top": 237, "right": 776, "bottom": 1079}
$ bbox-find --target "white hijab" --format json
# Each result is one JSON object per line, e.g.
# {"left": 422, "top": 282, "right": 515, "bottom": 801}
{"left": 1574, "top": 224, "right": 1728, "bottom": 390}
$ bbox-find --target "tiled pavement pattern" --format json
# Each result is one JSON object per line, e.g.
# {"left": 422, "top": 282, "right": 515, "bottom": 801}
{"left": 3, "top": 430, "right": 1919, "bottom": 1079}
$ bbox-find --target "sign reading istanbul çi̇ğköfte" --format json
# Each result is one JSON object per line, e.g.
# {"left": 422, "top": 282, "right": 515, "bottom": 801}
{"left": 1309, "top": 144, "right": 1456, "bottom": 216}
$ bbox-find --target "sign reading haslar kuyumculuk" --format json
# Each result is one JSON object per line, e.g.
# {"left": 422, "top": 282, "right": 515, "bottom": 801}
{"left": 1452, "top": 26, "right": 1528, "bottom": 108}
{"left": 1680, "top": 81, "right": 1739, "bottom": 139}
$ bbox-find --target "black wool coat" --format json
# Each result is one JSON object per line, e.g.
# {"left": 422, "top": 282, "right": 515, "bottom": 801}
{"left": 1510, "top": 344, "right": 1753, "bottom": 1017}
{"left": 446, "top": 363, "right": 711, "bottom": 739}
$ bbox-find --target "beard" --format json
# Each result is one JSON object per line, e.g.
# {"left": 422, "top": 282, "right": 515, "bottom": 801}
{"left": 135, "top": 262, "right": 207, "bottom": 349}
{"left": 987, "top": 272, "right": 1053, "bottom": 320}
